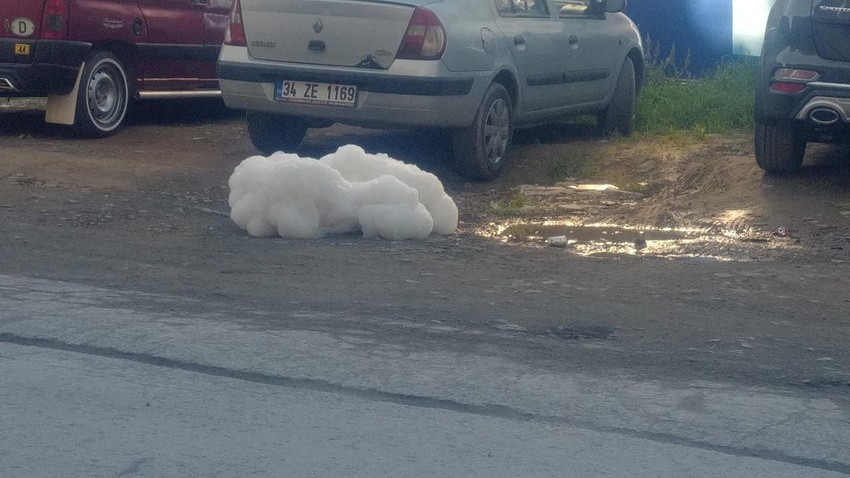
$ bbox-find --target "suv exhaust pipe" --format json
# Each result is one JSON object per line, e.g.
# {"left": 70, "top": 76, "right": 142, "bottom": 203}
{"left": 0, "top": 77, "right": 17, "bottom": 91}
{"left": 809, "top": 107, "right": 840, "bottom": 126}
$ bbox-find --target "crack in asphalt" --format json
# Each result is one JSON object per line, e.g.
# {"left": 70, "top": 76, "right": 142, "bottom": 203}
{"left": 2, "top": 332, "right": 849, "bottom": 476}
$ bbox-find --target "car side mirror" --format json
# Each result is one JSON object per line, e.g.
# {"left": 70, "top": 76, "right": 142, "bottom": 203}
{"left": 605, "top": 0, "right": 627, "bottom": 13}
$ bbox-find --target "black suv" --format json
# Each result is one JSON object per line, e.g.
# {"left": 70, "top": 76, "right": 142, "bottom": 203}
{"left": 754, "top": 0, "right": 850, "bottom": 172}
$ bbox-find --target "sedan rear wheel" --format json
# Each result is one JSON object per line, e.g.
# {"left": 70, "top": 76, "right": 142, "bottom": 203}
{"left": 246, "top": 112, "right": 308, "bottom": 155}
{"left": 598, "top": 56, "right": 636, "bottom": 137}
{"left": 452, "top": 83, "right": 513, "bottom": 180}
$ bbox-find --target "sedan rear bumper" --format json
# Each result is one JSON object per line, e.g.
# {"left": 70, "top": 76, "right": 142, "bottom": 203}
{"left": 217, "top": 61, "right": 475, "bottom": 97}
{"left": 217, "top": 46, "right": 489, "bottom": 129}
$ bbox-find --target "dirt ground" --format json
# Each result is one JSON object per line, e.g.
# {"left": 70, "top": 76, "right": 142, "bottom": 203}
{"left": 3, "top": 98, "right": 847, "bottom": 262}
{"left": 2, "top": 99, "right": 849, "bottom": 389}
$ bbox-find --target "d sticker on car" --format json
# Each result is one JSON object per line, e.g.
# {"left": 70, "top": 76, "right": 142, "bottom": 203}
{"left": 10, "top": 18, "right": 35, "bottom": 38}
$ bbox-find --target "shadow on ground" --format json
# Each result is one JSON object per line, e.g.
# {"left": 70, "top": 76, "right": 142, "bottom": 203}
{"left": 760, "top": 143, "right": 850, "bottom": 204}
{"left": 759, "top": 143, "right": 850, "bottom": 233}
{"left": 127, "top": 98, "right": 242, "bottom": 126}
{"left": 0, "top": 109, "right": 56, "bottom": 138}
{"left": 292, "top": 120, "right": 604, "bottom": 188}
{"left": 0, "top": 97, "right": 241, "bottom": 139}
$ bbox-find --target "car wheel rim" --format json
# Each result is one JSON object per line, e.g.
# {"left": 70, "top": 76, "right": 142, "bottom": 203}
{"left": 483, "top": 98, "right": 510, "bottom": 166}
{"left": 86, "top": 62, "right": 126, "bottom": 129}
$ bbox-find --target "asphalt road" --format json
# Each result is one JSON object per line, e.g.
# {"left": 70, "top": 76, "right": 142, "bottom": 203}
{"left": 2, "top": 274, "right": 849, "bottom": 477}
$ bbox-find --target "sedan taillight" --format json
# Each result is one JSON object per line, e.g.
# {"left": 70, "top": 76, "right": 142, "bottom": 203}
{"left": 396, "top": 7, "right": 446, "bottom": 60}
{"left": 224, "top": 0, "right": 247, "bottom": 47}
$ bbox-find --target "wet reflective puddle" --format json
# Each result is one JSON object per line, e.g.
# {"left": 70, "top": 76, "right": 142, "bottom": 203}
{"left": 476, "top": 220, "right": 799, "bottom": 261}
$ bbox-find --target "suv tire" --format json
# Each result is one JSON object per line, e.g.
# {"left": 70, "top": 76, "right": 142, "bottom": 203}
{"left": 754, "top": 122, "right": 806, "bottom": 173}
{"left": 247, "top": 112, "right": 308, "bottom": 155}
{"left": 452, "top": 83, "right": 513, "bottom": 180}
{"left": 598, "top": 56, "right": 636, "bottom": 137}
{"left": 73, "top": 51, "right": 130, "bottom": 138}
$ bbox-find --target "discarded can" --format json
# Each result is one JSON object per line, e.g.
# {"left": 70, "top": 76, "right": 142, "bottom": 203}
{"left": 547, "top": 235, "right": 568, "bottom": 248}
{"left": 771, "top": 226, "right": 791, "bottom": 237}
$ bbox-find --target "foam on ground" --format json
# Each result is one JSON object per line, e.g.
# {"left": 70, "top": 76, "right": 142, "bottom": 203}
{"left": 228, "top": 145, "right": 458, "bottom": 240}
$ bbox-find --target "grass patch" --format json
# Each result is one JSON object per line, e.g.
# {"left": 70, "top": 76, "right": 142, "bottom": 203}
{"left": 522, "top": 45, "right": 758, "bottom": 188}
{"left": 636, "top": 44, "right": 757, "bottom": 136}
{"left": 545, "top": 47, "right": 756, "bottom": 186}
{"left": 504, "top": 190, "right": 529, "bottom": 210}
{"left": 483, "top": 190, "right": 537, "bottom": 217}
{"left": 548, "top": 151, "right": 601, "bottom": 183}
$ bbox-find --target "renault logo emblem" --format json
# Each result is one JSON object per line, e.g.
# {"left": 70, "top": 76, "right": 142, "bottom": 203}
{"left": 313, "top": 18, "right": 323, "bottom": 34}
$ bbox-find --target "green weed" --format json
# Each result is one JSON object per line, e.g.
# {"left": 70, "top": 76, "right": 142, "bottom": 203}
{"left": 549, "top": 153, "right": 600, "bottom": 182}
{"left": 636, "top": 40, "right": 757, "bottom": 137}
{"left": 484, "top": 191, "right": 535, "bottom": 217}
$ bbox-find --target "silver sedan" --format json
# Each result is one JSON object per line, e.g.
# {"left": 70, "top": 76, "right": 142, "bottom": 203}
{"left": 218, "top": 0, "right": 643, "bottom": 179}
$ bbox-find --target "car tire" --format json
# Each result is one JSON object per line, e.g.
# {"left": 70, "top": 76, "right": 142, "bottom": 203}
{"left": 754, "top": 122, "right": 806, "bottom": 173}
{"left": 598, "top": 56, "right": 636, "bottom": 137}
{"left": 246, "top": 112, "right": 307, "bottom": 155}
{"left": 452, "top": 83, "right": 513, "bottom": 181}
{"left": 73, "top": 51, "right": 130, "bottom": 138}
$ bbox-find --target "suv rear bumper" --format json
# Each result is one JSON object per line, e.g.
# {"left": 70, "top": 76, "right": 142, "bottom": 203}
{"left": 759, "top": 81, "right": 850, "bottom": 124}
{"left": 0, "top": 39, "right": 91, "bottom": 96}
{"left": 217, "top": 46, "right": 488, "bottom": 129}
{"left": 755, "top": 48, "right": 850, "bottom": 126}
{"left": 794, "top": 84, "right": 850, "bottom": 126}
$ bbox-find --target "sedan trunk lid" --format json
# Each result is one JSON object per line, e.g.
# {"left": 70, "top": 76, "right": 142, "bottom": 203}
{"left": 240, "top": 0, "right": 429, "bottom": 69}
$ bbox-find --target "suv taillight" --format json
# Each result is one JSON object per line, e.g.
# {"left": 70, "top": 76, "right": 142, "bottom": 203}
{"left": 770, "top": 68, "right": 819, "bottom": 94}
{"left": 224, "top": 0, "right": 247, "bottom": 47}
{"left": 396, "top": 7, "right": 446, "bottom": 60}
{"left": 41, "top": 0, "right": 69, "bottom": 40}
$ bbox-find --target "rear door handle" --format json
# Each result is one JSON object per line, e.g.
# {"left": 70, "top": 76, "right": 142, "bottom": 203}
{"left": 191, "top": 0, "right": 208, "bottom": 5}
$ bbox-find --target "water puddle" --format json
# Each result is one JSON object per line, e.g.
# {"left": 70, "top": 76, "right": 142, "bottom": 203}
{"left": 499, "top": 223, "right": 688, "bottom": 244}
{"left": 476, "top": 220, "right": 800, "bottom": 261}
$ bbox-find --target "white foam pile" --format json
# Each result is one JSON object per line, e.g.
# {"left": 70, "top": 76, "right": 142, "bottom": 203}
{"left": 228, "top": 145, "right": 458, "bottom": 240}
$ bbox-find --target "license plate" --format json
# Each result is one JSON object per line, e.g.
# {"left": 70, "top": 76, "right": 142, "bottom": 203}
{"left": 274, "top": 80, "right": 357, "bottom": 107}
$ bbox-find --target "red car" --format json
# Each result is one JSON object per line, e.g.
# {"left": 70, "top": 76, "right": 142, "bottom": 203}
{"left": 0, "top": 0, "right": 231, "bottom": 136}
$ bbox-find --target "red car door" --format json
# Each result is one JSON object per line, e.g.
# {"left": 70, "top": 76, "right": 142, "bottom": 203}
{"left": 135, "top": 0, "right": 208, "bottom": 91}
{"left": 203, "top": 0, "right": 230, "bottom": 46}
{"left": 201, "top": 0, "right": 231, "bottom": 88}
